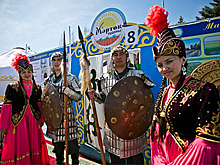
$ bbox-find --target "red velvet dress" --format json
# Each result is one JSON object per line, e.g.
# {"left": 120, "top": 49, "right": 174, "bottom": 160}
{"left": 0, "top": 80, "right": 49, "bottom": 164}
{"left": 151, "top": 76, "right": 220, "bottom": 164}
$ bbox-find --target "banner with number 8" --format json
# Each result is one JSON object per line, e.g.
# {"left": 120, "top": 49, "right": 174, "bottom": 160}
{"left": 125, "top": 25, "right": 138, "bottom": 45}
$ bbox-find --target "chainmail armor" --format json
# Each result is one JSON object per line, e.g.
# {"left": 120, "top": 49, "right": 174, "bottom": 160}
{"left": 44, "top": 72, "right": 81, "bottom": 142}
{"left": 95, "top": 68, "right": 154, "bottom": 158}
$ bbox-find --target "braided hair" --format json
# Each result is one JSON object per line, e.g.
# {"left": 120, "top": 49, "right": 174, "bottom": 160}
{"left": 151, "top": 58, "right": 188, "bottom": 143}
{"left": 151, "top": 76, "right": 167, "bottom": 142}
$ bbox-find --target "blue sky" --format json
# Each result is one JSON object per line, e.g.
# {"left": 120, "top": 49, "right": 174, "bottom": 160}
{"left": 0, "top": 0, "right": 212, "bottom": 54}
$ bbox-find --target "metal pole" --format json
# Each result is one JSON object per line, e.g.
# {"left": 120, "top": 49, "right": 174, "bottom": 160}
{"left": 69, "top": 26, "right": 71, "bottom": 72}
{"left": 162, "top": 0, "right": 164, "bottom": 8}
{"left": 26, "top": 44, "right": 27, "bottom": 55}
{"left": 63, "top": 31, "right": 69, "bottom": 165}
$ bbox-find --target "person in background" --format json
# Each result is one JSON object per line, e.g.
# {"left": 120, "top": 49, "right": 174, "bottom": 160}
{"left": 87, "top": 45, "right": 155, "bottom": 164}
{"left": 0, "top": 53, "right": 49, "bottom": 164}
{"left": 44, "top": 52, "right": 82, "bottom": 165}
{"left": 145, "top": 5, "right": 220, "bottom": 164}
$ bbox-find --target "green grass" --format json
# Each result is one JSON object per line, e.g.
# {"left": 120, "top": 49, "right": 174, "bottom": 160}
{"left": 205, "top": 40, "right": 220, "bottom": 55}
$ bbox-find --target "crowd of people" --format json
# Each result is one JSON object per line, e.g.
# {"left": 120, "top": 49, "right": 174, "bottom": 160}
{"left": 0, "top": 5, "right": 219, "bottom": 165}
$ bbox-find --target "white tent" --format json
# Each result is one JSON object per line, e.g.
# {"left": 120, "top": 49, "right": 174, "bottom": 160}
{"left": 0, "top": 47, "right": 36, "bottom": 101}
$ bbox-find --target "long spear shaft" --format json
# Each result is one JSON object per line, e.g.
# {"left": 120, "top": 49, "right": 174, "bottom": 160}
{"left": 78, "top": 26, "right": 106, "bottom": 165}
{"left": 63, "top": 31, "right": 69, "bottom": 164}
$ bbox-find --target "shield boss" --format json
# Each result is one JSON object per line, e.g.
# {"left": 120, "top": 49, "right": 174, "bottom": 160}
{"left": 191, "top": 59, "right": 220, "bottom": 95}
{"left": 41, "top": 84, "right": 62, "bottom": 131}
{"left": 104, "top": 76, "right": 154, "bottom": 140}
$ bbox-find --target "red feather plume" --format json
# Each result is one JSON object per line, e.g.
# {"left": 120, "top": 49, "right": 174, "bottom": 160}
{"left": 11, "top": 53, "right": 30, "bottom": 71}
{"left": 144, "top": 5, "right": 169, "bottom": 37}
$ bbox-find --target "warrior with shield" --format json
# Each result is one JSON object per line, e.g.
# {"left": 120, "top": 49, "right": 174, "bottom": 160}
{"left": 87, "top": 45, "right": 155, "bottom": 164}
{"left": 43, "top": 52, "right": 82, "bottom": 165}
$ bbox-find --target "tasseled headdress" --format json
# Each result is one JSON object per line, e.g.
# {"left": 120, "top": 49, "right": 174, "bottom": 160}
{"left": 11, "top": 53, "right": 33, "bottom": 73}
{"left": 145, "top": 5, "right": 187, "bottom": 142}
{"left": 144, "top": 5, "right": 186, "bottom": 61}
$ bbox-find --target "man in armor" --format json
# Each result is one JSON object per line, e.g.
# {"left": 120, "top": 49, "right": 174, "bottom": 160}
{"left": 44, "top": 52, "right": 82, "bottom": 165}
{"left": 87, "top": 45, "right": 155, "bottom": 164}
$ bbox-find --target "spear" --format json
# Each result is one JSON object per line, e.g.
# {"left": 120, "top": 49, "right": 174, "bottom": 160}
{"left": 78, "top": 26, "right": 106, "bottom": 165}
{"left": 63, "top": 31, "right": 69, "bottom": 164}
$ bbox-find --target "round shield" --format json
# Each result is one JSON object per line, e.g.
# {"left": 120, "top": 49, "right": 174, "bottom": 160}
{"left": 41, "top": 84, "right": 63, "bottom": 131}
{"left": 104, "top": 76, "right": 154, "bottom": 140}
{"left": 191, "top": 59, "right": 220, "bottom": 95}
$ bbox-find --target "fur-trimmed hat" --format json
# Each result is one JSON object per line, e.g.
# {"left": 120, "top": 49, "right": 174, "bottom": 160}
{"left": 50, "top": 52, "right": 63, "bottom": 61}
{"left": 110, "top": 45, "right": 129, "bottom": 57}
{"left": 144, "top": 5, "right": 186, "bottom": 61}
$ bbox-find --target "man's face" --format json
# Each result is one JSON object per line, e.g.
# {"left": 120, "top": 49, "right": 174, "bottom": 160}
{"left": 51, "top": 57, "right": 62, "bottom": 70}
{"left": 112, "top": 51, "right": 127, "bottom": 68}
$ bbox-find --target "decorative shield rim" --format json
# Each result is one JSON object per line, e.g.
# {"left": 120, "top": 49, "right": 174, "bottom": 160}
{"left": 41, "top": 84, "right": 63, "bottom": 131}
{"left": 191, "top": 59, "right": 220, "bottom": 94}
{"left": 104, "top": 76, "right": 154, "bottom": 140}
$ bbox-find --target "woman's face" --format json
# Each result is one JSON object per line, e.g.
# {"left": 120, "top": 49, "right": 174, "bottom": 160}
{"left": 156, "top": 55, "right": 186, "bottom": 85}
{"left": 20, "top": 69, "right": 33, "bottom": 81}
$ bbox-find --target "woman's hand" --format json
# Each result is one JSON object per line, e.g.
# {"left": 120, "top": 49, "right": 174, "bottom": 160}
{"left": 87, "top": 89, "right": 95, "bottom": 99}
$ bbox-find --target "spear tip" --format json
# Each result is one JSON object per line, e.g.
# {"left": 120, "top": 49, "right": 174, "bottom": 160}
{"left": 78, "top": 26, "right": 83, "bottom": 40}
{"left": 63, "top": 31, "right": 66, "bottom": 62}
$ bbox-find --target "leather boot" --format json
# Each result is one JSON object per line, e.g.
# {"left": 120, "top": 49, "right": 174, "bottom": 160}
{"left": 71, "top": 154, "right": 79, "bottom": 165}
{"left": 55, "top": 152, "right": 65, "bottom": 165}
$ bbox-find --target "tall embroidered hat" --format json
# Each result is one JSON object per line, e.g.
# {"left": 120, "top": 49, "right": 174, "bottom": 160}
{"left": 11, "top": 53, "right": 33, "bottom": 73}
{"left": 144, "top": 5, "right": 186, "bottom": 61}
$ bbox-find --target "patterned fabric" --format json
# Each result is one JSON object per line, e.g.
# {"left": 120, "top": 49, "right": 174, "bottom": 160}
{"left": 43, "top": 72, "right": 81, "bottom": 142}
{"left": 151, "top": 124, "right": 220, "bottom": 165}
{"left": 152, "top": 28, "right": 186, "bottom": 60}
{"left": 151, "top": 76, "right": 220, "bottom": 164}
{"left": 0, "top": 80, "right": 49, "bottom": 164}
{"left": 94, "top": 67, "right": 153, "bottom": 158}
{"left": 4, "top": 81, "right": 41, "bottom": 126}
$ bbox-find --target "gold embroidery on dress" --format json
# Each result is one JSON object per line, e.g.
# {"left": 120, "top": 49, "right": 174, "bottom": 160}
{"left": 11, "top": 108, "right": 26, "bottom": 126}
{"left": 196, "top": 111, "right": 220, "bottom": 138}
{"left": 169, "top": 131, "right": 189, "bottom": 152}
{"left": 180, "top": 90, "right": 197, "bottom": 105}
{"left": 23, "top": 82, "right": 32, "bottom": 90}
{"left": 166, "top": 78, "right": 207, "bottom": 151}
{"left": 179, "top": 80, "right": 205, "bottom": 105}
{"left": 4, "top": 98, "right": 12, "bottom": 104}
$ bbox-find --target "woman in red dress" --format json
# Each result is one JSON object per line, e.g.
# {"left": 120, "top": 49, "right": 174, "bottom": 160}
{"left": 145, "top": 5, "right": 220, "bottom": 165}
{"left": 0, "top": 53, "right": 49, "bottom": 164}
